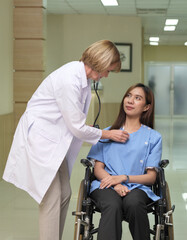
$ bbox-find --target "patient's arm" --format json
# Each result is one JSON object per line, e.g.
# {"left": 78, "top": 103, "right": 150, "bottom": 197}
{"left": 127, "top": 169, "right": 157, "bottom": 185}
{"left": 94, "top": 161, "right": 157, "bottom": 189}
{"left": 94, "top": 161, "right": 110, "bottom": 180}
{"left": 93, "top": 161, "right": 130, "bottom": 197}
{"left": 100, "top": 169, "right": 157, "bottom": 189}
{"left": 94, "top": 161, "right": 128, "bottom": 189}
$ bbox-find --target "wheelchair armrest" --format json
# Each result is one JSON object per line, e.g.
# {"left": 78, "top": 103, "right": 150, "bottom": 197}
{"left": 153, "top": 160, "right": 170, "bottom": 200}
{"left": 81, "top": 158, "right": 93, "bottom": 168}
{"left": 159, "top": 159, "right": 169, "bottom": 168}
{"left": 80, "top": 159, "right": 95, "bottom": 199}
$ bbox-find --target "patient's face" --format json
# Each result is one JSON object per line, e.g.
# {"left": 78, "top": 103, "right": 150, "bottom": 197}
{"left": 123, "top": 87, "right": 149, "bottom": 117}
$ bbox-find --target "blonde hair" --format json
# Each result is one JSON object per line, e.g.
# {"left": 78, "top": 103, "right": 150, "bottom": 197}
{"left": 80, "top": 40, "right": 121, "bottom": 73}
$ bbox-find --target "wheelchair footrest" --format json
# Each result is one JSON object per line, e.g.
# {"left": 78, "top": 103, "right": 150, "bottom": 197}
{"left": 72, "top": 211, "right": 86, "bottom": 217}
{"left": 164, "top": 205, "right": 175, "bottom": 226}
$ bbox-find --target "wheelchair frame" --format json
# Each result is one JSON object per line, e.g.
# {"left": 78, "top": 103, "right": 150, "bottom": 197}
{"left": 72, "top": 159, "right": 175, "bottom": 240}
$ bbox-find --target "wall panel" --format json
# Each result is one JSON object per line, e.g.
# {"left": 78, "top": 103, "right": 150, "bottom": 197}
{"left": 14, "top": 103, "right": 27, "bottom": 127}
{"left": 14, "top": 8, "right": 45, "bottom": 39}
{"left": 0, "top": 113, "right": 14, "bottom": 178}
{"left": 14, "top": 40, "right": 45, "bottom": 70}
{"left": 13, "top": 0, "right": 46, "bottom": 127}
{"left": 14, "top": 0, "right": 46, "bottom": 7}
{"left": 14, "top": 71, "right": 44, "bottom": 102}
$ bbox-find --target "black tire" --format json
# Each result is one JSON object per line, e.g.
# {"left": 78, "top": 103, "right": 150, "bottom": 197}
{"left": 165, "top": 181, "right": 174, "bottom": 240}
{"left": 74, "top": 180, "right": 84, "bottom": 240}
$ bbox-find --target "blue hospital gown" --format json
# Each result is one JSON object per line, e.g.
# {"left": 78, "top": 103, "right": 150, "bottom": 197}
{"left": 87, "top": 125, "right": 162, "bottom": 201}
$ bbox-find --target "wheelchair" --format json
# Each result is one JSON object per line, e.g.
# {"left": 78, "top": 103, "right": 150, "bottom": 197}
{"left": 72, "top": 158, "right": 175, "bottom": 240}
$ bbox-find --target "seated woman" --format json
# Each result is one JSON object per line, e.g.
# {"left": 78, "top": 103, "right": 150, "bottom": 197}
{"left": 87, "top": 83, "right": 162, "bottom": 240}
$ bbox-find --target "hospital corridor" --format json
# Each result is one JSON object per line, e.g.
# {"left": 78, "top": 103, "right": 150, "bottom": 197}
{"left": 1, "top": 0, "right": 187, "bottom": 239}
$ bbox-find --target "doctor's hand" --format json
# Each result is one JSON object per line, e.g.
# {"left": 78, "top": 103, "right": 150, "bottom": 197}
{"left": 101, "top": 129, "right": 129, "bottom": 143}
{"left": 109, "top": 129, "right": 129, "bottom": 143}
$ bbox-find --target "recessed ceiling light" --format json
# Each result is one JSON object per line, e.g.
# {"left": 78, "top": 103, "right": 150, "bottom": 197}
{"left": 164, "top": 26, "right": 176, "bottom": 31}
{"left": 100, "top": 0, "right": 118, "bottom": 6}
{"left": 149, "top": 37, "right": 159, "bottom": 42}
{"left": 165, "top": 19, "right": 179, "bottom": 25}
{"left": 150, "top": 42, "right": 159, "bottom": 46}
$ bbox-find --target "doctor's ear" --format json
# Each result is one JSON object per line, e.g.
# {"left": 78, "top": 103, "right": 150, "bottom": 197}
{"left": 143, "top": 104, "right": 150, "bottom": 112}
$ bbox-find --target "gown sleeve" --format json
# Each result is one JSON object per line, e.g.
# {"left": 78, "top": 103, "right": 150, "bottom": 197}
{"left": 87, "top": 141, "right": 104, "bottom": 163}
{"left": 146, "top": 130, "right": 162, "bottom": 169}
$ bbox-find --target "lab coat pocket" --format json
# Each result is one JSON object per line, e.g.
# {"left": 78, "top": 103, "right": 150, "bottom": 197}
{"left": 27, "top": 122, "right": 61, "bottom": 164}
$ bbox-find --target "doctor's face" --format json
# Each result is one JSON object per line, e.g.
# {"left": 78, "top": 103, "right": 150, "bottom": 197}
{"left": 89, "top": 62, "right": 118, "bottom": 81}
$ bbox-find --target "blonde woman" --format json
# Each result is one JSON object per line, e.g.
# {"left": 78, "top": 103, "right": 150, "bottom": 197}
{"left": 3, "top": 40, "right": 129, "bottom": 240}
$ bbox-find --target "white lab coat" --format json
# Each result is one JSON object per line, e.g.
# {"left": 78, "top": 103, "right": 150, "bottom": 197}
{"left": 3, "top": 61, "right": 102, "bottom": 204}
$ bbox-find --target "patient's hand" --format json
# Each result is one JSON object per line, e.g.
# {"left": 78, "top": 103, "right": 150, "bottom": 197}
{"left": 114, "top": 184, "right": 130, "bottom": 197}
{"left": 100, "top": 175, "right": 126, "bottom": 189}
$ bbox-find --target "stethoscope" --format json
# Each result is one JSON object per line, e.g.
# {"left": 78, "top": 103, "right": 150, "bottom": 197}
{"left": 93, "top": 80, "right": 114, "bottom": 144}
{"left": 93, "top": 81, "right": 101, "bottom": 129}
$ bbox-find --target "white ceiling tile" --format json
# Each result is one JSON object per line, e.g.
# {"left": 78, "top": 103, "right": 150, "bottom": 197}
{"left": 136, "top": 0, "right": 170, "bottom": 8}
{"left": 46, "top": 0, "right": 187, "bottom": 45}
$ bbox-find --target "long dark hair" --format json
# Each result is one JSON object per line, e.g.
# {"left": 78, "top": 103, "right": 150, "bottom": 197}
{"left": 110, "top": 83, "right": 155, "bottom": 130}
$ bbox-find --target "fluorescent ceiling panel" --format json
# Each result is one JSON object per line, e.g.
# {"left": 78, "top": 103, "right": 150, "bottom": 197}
{"left": 150, "top": 42, "right": 159, "bottom": 46}
{"left": 165, "top": 19, "right": 179, "bottom": 25}
{"left": 164, "top": 26, "right": 176, "bottom": 31}
{"left": 101, "top": 0, "right": 118, "bottom": 6}
{"left": 149, "top": 37, "right": 159, "bottom": 42}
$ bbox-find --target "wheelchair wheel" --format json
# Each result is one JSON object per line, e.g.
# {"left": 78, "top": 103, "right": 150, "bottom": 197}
{"left": 74, "top": 180, "right": 84, "bottom": 240}
{"left": 165, "top": 181, "right": 174, "bottom": 240}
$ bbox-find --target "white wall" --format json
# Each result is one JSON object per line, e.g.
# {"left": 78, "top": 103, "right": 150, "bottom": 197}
{"left": 46, "top": 14, "right": 142, "bottom": 103}
{"left": 0, "top": 0, "right": 13, "bottom": 114}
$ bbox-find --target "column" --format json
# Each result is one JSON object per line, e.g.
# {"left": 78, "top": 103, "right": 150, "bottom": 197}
{"left": 13, "top": 0, "right": 46, "bottom": 126}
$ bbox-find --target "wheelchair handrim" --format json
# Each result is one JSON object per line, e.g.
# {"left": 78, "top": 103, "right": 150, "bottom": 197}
{"left": 74, "top": 180, "right": 84, "bottom": 240}
{"left": 166, "top": 181, "right": 174, "bottom": 240}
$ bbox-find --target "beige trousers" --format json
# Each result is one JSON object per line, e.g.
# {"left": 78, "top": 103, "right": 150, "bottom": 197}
{"left": 39, "top": 158, "right": 72, "bottom": 240}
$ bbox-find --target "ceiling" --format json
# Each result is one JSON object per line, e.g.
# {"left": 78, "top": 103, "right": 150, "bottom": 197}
{"left": 46, "top": 0, "right": 187, "bottom": 46}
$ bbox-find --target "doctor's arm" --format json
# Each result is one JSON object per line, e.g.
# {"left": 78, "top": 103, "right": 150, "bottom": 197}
{"left": 101, "top": 129, "right": 129, "bottom": 142}
{"left": 55, "top": 80, "right": 129, "bottom": 144}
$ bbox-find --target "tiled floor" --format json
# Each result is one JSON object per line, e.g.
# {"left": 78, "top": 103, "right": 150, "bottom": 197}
{"left": 0, "top": 118, "right": 187, "bottom": 239}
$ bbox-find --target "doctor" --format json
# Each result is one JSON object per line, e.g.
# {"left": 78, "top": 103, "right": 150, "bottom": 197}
{"left": 3, "top": 40, "right": 129, "bottom": 240}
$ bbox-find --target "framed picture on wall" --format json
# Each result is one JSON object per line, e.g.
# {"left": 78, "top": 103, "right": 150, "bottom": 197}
{"left": 114, "top": 43, "right": 132, "bottom": 72}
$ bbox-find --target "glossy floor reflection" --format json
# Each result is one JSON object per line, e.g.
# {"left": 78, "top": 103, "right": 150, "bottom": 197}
{"left": 0, "top": 118, "right": 187, "bottom": 239}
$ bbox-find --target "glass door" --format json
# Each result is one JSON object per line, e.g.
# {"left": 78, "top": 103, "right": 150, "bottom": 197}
{"left": 174, "top": 65, "right": 187, "bottom": 116}
{"left": 145, "top": 62, "right": 187, "bottom": 117}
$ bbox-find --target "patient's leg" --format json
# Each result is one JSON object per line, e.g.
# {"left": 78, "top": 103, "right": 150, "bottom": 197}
{"left": 91, "top": 188, "right": 123, "bottom": 240}
{"left": 122, "top": 189, "right": 151, "bottom": 240}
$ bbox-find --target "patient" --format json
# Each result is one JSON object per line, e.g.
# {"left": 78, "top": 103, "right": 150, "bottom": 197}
{"left": 87, "top": 83, "right": 162, "bottom": 240}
